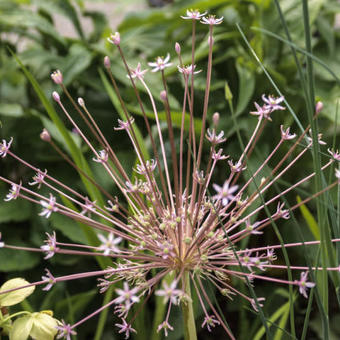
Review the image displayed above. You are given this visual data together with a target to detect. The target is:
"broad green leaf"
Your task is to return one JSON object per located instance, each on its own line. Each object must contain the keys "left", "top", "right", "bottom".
{"left": 50, "top": 211, "right": 87, "bottom": 244}
{"left": 0, "top": 187, "right": 32, "bottom": 222}
{"left": 0, "top": 10, "right": 65, "bottom": 46}
{"left": 0, "top": 278, "right": 35, "bottom": 307}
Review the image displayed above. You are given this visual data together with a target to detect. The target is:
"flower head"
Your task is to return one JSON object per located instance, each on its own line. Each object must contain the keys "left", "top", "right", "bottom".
{"left": 115, "top": 319, "right": 136, "bottom": 339}
{"left": 40, "top": 232, "right": 59, "bottom": 259}
{"left": 295, "top": 271, "right": 315, "bottom": 298}
{"left": 29, "top": 169, "right": 48, "bottom": 189}
{"left": 202, "top": 315, "right": 220, "bottom": 332}
{"left": 108, "top": 32, "right": 120, "bottom": 45}
{"left": 4, "top": 182, "right": 21, "bottom": 201}
{"left": 148, "top": 54, "right": 172, "bottom": 72}
{"left": 262, "top": 94, "right": 285, "bottom": 111}
{"left": 114, "top": 282, "right": 140, "bottom": 309}
{"left": 128, "top": 63, "right": 148, "bottom": 80}
{"left": 155, "top": 281, "right": 183, "bottom": 305}
{"left": 39, "top": 194, "right": 58, "bottom": 219}
{"left": 280, "top": 125, "right": 296, "bottom": 140}
{"left": 51, "top": 70, "right": 63, "bottom": 84}
{"left": 157, "top": 321, "right": 174, "bottom": 337}
{"left": 0, "top": 232, "right": 4, "bottom": 248}
{"left": 0, "top": 137, "right": 13, "bottom": 158}
{"left": 213, "top": 180, "right": 238, "bottom": 206}
{"left": 93, "top": 149, "right": 108, "bottom": 163}
{"left": 56, "top": 320, "right": 77, "bottom": 340}
{"left": 97, "top": 232, "right": 122, "bottom": 256}
{"left": 328, "top": 148, "right": 340, "bottom": 161}
{"left": 181, "top": 9, "right": 206, "bottom": 20}
{"left": 201, "top": 15, "right": 224, "bottom": 25}
{"left": 0, "top": 9, "right": 338, "bottom": 340}
{"left": 42, "top": 269, "right": 57, "bottom": 291}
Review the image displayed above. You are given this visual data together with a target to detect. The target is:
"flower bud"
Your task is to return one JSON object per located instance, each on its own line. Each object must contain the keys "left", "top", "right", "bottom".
{"left": 160, "top": 90, "right": 167, "bottom": 101}
{"left": 108, "top": 32, "right": 120, "bottom": 45}
{"left": 78, "top": 97, "right": 85, "bottom": 107}
{"left": 104, "top": 56, "right": 111, "bottom": 69}
{"left": 212, "top": 112, "right": 220, "bottom": 127}
{"left": 50, "top": 70, "right": 63, "bottom": 85}
{"left": 40, "top": 129, "right": 51, "bottom": 142}
{"left": 52, "top": 91, "right": 60, "bottom": 102}
{"left": 315, "top": 101, "right": 323, "bottom": 115}
{"left": 175, "top": 42, "right": 181, "bottom": 54}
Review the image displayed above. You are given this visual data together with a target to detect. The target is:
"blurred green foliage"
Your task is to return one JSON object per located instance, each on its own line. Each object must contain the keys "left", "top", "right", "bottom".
{"left": 0, "top": 0, "right": 339, "bottom": 339}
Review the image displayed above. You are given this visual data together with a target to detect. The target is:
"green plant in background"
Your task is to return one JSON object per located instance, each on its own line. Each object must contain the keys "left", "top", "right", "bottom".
{"left": 0, "top": 277, "right": 59, "bottom": 340}
{"left": 0, "top": 0, "right": 339, "bottom": 339}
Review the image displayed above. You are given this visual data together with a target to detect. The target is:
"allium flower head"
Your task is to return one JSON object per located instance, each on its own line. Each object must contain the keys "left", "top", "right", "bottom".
{"left": 1, "top": 9, "right": 339, "bottom": 340}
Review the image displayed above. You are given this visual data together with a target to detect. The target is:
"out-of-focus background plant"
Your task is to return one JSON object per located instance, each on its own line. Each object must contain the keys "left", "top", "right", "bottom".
{"left": 0, "top": 0, "right": 339, "bottom": 339}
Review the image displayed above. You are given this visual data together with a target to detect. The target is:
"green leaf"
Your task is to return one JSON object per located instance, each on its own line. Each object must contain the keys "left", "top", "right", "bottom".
{"left": 0, "top": 246, "right": 40, "bottom": 272}
{"left": 55, "top": 290, "right": 97, "bottom": 320}
{"left": 50, "top": 212, "right": 87, "bottom": 244}
{"left": 0, "top": 278, "right": 35, "bottom": 307}
{"left": 62, "top": 44, "right": 93, "bottom": 86}
{"left": 0, "top": 10, "right": 65, "bottom": 46}
{"left": 235, "top": 60, "right": 255, "bottom": 115}
{"left": 99, "top": 68, "right": 150, "bottom": 161}
{"left": 0, "top": 103, "right": 24, "bottom": 117}
{"left": 0, "top": 187, "right": 32, "bottom": 223}
{"left": 297, "top": 195, "right": 320, "bottom": 240}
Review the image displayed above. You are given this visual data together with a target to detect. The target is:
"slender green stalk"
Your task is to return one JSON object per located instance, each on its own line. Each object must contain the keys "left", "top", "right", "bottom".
{"left": 182, "top": 272, "right": 197, "bottom": 340}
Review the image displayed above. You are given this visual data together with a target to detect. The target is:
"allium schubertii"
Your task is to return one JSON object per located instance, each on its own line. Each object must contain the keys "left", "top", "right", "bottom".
{"left": 1, "top": 9, "right": 340, "bottom": 340}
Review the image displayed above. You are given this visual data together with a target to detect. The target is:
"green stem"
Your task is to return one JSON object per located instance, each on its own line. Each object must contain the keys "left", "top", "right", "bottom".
{"left": 182, "top": 272, "right": 197, "bottom": 340}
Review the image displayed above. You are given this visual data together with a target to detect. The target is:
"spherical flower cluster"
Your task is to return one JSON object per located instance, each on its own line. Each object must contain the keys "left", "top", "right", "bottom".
{"left": 0, "top": 8, "right": 339, "bottom": 340}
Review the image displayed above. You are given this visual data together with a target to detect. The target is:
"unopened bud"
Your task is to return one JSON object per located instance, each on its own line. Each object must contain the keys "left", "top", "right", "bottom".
{"left": 50, "top": 70, "right": 63, "bottom": 85}
{"left": 315, "top": 101, "right": 323, "bottom": 114}
{"left": 108, "top": 32, "right": 120, "bottom": 45}
{"left": 175, "top": 42, "right": 181, "bottom": 54}
{"left": 52, "top": 91, "right": 60, "bottom": 102}
{"left": 212, "top": 112, "right": 220, "bottom": 127}
{"left": 160, "top": 90, "right": 167, "bottom": 101}
{"left": 225, "top": 83, "right": 233, "bottom": 101}
{"left": 78, "top": 97, "right": 85, "bottom": 107}
{"left": 104, "top": 56, "right": 111, "bottom": 69}
{"left": 40, "top": 129, "right": 51, "bottom": 142}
